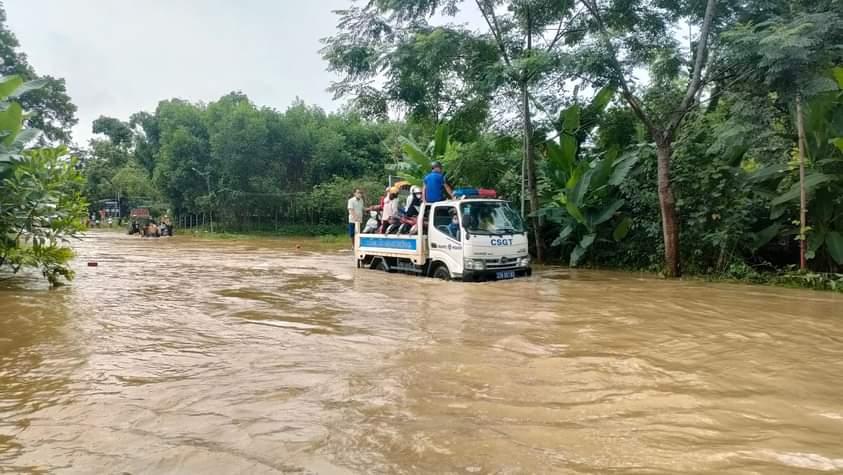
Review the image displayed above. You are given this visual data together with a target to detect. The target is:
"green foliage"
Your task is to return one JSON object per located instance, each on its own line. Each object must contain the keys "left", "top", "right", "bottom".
{"left": 770, "top": 271, "right": 843, "bottom": 292}
{"left": 722, "top": 13, "right": 843, "bottom": 98}
{"left": 391, "top": 123, "right": 458, "bottom": 186}
{"left": 768, "top": 69, "right": 843, "bottom": 267}
{"left": 538, "top": 91, "right": 638, "bottom": 266}
{"left": 92, "top": 116, "right": 133, "bottom": 148}
{"left": 0, "top": 74, "right": 85, "bottom": 287}
{"left": 306, "top": 176, "right": 385, "bottom": 224}
{"left": 447, "top": 135, "right": 516, "bottom": 190}
{"left": 673, "top": 111, "right": 776, "bottom": 274}
{"left": 0, "top": 146, "right": 87, "bottom": 286}
{"left": 0, "top": 75, "right": 47, "bottom": 164}
{"left": 79, "top": 94, "right": 398, "bottom": 231}
{"left": 323, "top": 8, "right": 500, "bottom": 136}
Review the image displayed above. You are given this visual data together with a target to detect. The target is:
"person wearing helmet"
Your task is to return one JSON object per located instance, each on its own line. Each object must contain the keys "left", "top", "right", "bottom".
{"left": 422, "top": 161, "right": 453, "bottom": 204}
{"left": 404, "top": 185, "right": 422, "bottom": 217}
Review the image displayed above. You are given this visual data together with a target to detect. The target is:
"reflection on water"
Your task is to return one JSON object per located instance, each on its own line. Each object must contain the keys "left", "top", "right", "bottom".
{"left": 1, "top": 232, "right": 841, "bottom": 473}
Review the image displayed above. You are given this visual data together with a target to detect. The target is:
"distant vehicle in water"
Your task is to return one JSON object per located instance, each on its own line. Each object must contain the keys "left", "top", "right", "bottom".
{"left": 127, "top": 209, "right": 173, "bottom": 237}
{"left": 130, "top": 208, "right": 150, "bottom": 219}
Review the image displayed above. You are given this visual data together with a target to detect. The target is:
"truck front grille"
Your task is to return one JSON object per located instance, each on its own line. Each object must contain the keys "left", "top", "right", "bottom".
{"left": 485, "top": 257, "right": 519, "bottom": 269}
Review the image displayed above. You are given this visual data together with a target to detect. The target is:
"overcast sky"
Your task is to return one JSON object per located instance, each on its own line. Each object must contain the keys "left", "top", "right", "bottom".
{"left": 4, "top": 1, "right": 488, "bottom": 146}
{"left": 4, "top": 0, "right": 360, "bottom": 145}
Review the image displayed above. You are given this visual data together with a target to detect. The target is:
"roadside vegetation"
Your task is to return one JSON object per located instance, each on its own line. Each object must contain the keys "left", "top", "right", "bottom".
{"left": 1, "top": 2, "right": 841, "bottom": 289}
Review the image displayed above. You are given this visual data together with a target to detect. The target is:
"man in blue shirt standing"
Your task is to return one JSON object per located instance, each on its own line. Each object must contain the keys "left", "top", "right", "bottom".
{"left": 422, "top": 161, "right": 454, "bottom": 203}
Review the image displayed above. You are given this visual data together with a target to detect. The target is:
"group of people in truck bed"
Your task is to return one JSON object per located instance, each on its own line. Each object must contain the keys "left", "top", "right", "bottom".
{"left": 347, "top": 161, "right": 454, "bottom": 240}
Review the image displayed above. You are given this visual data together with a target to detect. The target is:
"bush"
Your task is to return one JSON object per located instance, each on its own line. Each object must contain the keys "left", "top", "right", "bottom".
{"left": 1, "top": 147, "right": 87, "bottom": 286}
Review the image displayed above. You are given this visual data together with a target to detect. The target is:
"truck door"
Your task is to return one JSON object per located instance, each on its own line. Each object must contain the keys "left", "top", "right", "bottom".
{"left": 428, "top": 204, "right": 463, "bottom": 275}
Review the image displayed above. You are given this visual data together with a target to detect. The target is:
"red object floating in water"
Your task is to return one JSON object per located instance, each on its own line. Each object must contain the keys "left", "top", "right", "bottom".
{"left": 87, "top": 261, "right": 98, "bottom": 267}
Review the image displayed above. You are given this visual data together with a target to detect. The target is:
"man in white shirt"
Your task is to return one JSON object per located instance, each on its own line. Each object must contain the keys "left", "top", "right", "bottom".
{"left": 347, "top": 188, "right": 364, "bottom": 242}
{"left": 381, "top": 187, "right": 400, "bottom": 233}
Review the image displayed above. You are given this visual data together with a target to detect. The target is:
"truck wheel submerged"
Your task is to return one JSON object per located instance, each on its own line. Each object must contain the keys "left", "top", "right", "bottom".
{"left": 374, "top": 259, "right": 390, "bottom": 273}
{"left": 432, "top": 264, "right": 451, "bottom": 281}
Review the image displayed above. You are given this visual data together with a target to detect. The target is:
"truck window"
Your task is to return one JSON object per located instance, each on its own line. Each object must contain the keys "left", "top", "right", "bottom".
{"left": 432, "top": 206, "right": 458, "bottom": 240}
{"left": 460, "top": 201, "right": 524, "bottom": 235}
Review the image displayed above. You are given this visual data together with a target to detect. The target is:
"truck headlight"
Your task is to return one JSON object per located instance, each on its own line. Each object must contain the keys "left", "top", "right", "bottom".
{"left": 464, "top": 259, "right": 485, "bottom": 270}
{"left": 519, "top": 256, "right": 531, "bottom": 267}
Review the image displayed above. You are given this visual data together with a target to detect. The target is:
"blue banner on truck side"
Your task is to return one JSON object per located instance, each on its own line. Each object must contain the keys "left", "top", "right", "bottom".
{"left": 360, "top": 237, "right": 417, "bottom": 251}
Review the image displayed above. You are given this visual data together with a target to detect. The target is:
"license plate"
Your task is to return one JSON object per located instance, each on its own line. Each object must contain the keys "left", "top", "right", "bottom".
{"left": 496, "top": 270, "right": 516, "bottom": 280}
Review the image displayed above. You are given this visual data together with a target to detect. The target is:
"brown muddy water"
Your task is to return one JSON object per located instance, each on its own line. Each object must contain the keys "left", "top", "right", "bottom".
{"left": 1, "top": 232, "right": 841, "bottom": 474}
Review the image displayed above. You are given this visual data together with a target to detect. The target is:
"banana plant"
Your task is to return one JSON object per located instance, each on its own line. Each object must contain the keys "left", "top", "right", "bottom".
{"left": 539, "top": 88, "right": 638, "bottom": 266}
{"left": 389, "top": 123, "right": 459, "bottom": 186}
{"left": 0, "top": 75, "right": 47, "bottom": 165}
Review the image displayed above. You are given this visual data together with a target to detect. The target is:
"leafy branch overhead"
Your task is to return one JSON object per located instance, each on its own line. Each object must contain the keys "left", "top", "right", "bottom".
{"left": 0, "top": 75, "right": 48, "bottom": 164}
{"left": 0, "top": 75, "right": 87, "bottom": 286}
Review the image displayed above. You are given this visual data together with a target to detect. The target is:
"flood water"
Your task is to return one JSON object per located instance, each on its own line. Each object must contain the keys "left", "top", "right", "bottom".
{"left": 1, "top": 232, "right": 842, "bottom": 474}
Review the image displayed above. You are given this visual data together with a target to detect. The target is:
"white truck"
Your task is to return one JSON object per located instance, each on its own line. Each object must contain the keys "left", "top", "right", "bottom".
{"left": 354, "top": 197, "right": 532, "bottom": 281}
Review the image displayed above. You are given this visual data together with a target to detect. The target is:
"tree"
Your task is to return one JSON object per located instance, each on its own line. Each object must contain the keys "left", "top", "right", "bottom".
{"left": 107, "top": 91, "right": 396, "bottom": 231}
{"left": 323, "top": 9, "right": 498, "bottom": 135}
{"left": 324, "top": 0, "right": 589, "bottom": 261}
{"left": 151, "top": 99, "right": 211, "bottom": 214}
{"left": 0, "top": 5, "right": 77, "bottom": 143}
{"left": 129, "top": 111, "right": 161, "bottom": 175}
{"left": 92, "top": 116, "right": 133, "bottom": 149}
{"left": 721, "top": 11, "right": 843, "bottom": 269}
{"left": 574, "top": 0, "right": 721, "bottom": 277}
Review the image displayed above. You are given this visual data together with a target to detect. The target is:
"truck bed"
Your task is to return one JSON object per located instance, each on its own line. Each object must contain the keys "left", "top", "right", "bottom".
{"left": 355, "top": 232, "right": 427, "bottom": 264}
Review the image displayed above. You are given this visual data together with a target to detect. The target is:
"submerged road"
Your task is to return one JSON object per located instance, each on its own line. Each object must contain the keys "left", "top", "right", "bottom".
{"left": 1, "top": 232, "right": 841, "bottom": 473}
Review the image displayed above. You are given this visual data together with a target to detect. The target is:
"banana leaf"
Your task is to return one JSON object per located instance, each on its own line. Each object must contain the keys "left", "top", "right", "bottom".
{"left": 609, "top": 153, "right": 639, "bottom": 186}
{"left": 826, "top": 231, "right": 843, "bottom": 265}
{"left": 570, "top": 168, "right": 593, "bottom": 207}
{"left": 771, "top": 173, "right": 832, "bottom": 207}
{"left": 748, "top": 223, "right": 782, "bottom": 252}
{"left": 613, "top": 216, "right": 632, "bottom": 241}
{"left": 433, "top": 123, "right": 448, "bottom": 159}
{"left": 552, "top": 223, "right": 575, "bottom": 246}
{"left": 588, "top": 199, "right": 625, "bottom": 227}
{"left": 565, "top": 200, "right": 586, "bottom": 224}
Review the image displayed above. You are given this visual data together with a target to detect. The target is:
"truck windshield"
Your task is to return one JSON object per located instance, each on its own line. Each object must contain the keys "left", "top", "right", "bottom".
{"left": 460, "top": 201, "right": 525, "bottom": 235}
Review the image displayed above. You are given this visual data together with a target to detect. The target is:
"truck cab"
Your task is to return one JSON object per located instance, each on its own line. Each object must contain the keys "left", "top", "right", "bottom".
{"left": 356, "top": 197, "right": 532, "bottom": 281}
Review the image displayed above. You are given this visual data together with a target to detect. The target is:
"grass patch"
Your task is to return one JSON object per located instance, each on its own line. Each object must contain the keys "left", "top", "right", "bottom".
{"left": 316, "top": 234, "right": 349, "bottom": 244}
{"left": 180, "top": 223, "right": 345, "bottom": 238}
{"left": 181, "top": 228, "right": 349, "bottom": 246}
{"left": 572, "top": 261, "right": 843, "bottom": 292}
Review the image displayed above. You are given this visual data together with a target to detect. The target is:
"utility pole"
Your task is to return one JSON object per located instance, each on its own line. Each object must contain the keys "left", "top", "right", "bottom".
{"left": 192, "top": 167, "right": 213, "bottom": 233}
{"left": 796, "top": 93, "right": 808, "bottom": 270}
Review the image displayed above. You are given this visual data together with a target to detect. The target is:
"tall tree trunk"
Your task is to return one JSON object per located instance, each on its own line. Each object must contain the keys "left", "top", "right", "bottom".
{"left": 522, "top": 6, "right": 542, "bottom": 262}
{"left": 656, "top": 140, "right": 680, "bottom": 277}
{"left": 796, "top": 93, "right": 808, "bottom": 270}
{"left": 522, "top": 83, "right": 543, "bottom": 262}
